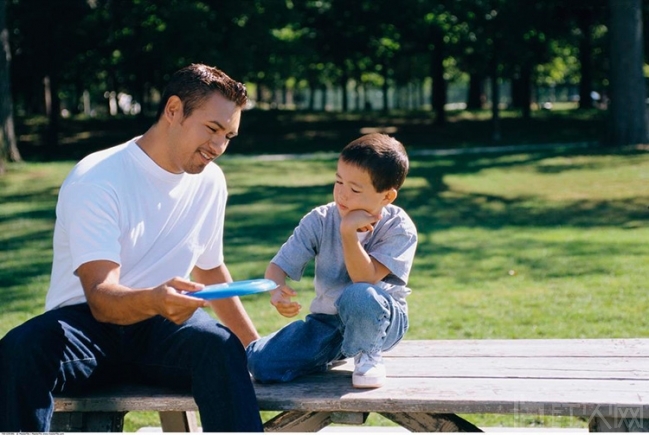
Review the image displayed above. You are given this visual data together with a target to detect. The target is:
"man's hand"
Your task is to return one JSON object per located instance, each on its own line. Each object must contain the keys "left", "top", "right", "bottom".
{"left": 78, "top": 260, "right": 209, "bottom": 326}
{"left": 270, "top": 285, "right": 301, "bottom": 318}
{"left": 154, "top": 277, "right": 209, "bottom": 324}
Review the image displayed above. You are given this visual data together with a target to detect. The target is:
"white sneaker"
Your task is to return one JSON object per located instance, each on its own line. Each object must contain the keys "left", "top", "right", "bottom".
{"left": 352, "top": 352, "right": 386, "bottom": 388}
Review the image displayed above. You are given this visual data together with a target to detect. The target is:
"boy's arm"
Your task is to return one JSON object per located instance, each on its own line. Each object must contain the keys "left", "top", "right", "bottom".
{"left": 340, "top": 210, "right": 391, "bottom": 283}
{"left": 266, "top": 262, "right": 302, "bottom": 318}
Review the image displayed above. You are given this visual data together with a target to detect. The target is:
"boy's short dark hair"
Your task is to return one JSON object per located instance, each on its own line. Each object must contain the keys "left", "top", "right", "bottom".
{"left": 340, "top": 133, "right": 409, "bottom": 192}
{"left": 155, "top": 63, "right": 248, "bottom": 121}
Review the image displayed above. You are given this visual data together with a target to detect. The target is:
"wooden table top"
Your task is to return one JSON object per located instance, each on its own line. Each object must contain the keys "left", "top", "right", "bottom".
{"left": 253, "top": 338, "right": 649, "bottom": 418}
{"left": 54, "top": 338, "right": 649, "bottom": 419}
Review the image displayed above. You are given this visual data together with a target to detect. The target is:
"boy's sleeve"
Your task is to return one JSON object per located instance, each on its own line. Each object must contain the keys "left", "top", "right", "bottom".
{"left": 271, "top": 210, "right": 321, "bottom": 281}
{"left": 369, "top": 215, "right": 418, "bottom": 286}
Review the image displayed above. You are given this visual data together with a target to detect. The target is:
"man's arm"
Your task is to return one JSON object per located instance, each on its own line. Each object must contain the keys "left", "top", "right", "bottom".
{"left": 192, "top": 263, "right": 260, "bottom": 347}
{"left": 77, "top": 259, "right": 208, "bottom": 325}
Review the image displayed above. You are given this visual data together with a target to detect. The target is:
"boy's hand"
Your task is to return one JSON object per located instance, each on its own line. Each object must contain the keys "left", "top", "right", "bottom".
{"left": 340, "top": 209, "right": 381, "bottom": 234}
{"left": 270, "top": 285, "right": 301, "bottom": 318}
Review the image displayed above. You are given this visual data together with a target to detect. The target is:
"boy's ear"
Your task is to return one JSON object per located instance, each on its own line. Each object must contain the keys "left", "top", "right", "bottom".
{"left": 383, "top": 188, "right": 398, "bottom": 205}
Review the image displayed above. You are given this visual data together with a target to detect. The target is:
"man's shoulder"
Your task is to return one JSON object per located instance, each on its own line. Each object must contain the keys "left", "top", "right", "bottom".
{"left": 69, "top": 140, "right": 134, "bottom": 181}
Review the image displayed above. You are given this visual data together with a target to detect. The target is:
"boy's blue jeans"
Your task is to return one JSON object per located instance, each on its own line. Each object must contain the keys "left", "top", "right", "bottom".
{"left": 246, "top": 282, "right": 408, "bottom": 383}
{"left": 0, "top": 304, "right": 263, "bottom": 432}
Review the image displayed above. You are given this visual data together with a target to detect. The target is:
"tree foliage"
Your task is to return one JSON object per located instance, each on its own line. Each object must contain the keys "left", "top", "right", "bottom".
{"left": 1, "top": 0, "right": 647, "bottom": 164}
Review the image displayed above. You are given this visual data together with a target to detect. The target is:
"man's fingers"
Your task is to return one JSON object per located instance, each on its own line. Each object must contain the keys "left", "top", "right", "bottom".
{"left": 166, "top": 276, "right": 205, "bottom": 293}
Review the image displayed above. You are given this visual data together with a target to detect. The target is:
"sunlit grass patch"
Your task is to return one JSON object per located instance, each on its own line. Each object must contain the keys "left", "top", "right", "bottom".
{"left": 1, "top": 145, "right": 647, "bottom": 431}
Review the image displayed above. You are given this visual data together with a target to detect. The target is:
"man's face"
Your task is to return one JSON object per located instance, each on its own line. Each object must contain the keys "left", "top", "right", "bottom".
{"left": 167, "top": 92, "right": 241, "bottom": 174}
{"left": 333, "top": 159, "right": 391, "bottom": 217}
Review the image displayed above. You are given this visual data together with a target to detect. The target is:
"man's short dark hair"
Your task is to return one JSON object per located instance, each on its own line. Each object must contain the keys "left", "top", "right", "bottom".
{"left": 155, "top": 64, "right": 248, "bottom": 121}
{"left": 340, "top": 133, "right": 409, "bottom": 192}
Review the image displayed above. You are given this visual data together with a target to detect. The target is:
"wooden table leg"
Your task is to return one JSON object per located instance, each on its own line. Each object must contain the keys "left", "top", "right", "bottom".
{"left": 380, "top": 412, "right": 483, "bottom": 432}
{"left": 264, "top": 410, "right": 333, "bottom": 432}
{"left": 589, "top": 416, "right": 649, "bottom": 432}
{"left": 159, "top": 411, "right": 199, "bottom": 432}
{"left": 51, "top": 411, "right": 126, "bottom": 431}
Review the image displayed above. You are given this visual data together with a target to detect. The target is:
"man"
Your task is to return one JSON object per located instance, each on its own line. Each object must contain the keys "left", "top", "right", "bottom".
{"left": 0, "top": 64, "right": 264, "bottom": 432}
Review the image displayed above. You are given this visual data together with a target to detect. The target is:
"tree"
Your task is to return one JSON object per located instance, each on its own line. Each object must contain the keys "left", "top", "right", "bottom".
{"left": 607, "top": 0, "right": 648, "bottom": 146}
{"left": 0, "top": 0, "right": 20, "bottom": 173}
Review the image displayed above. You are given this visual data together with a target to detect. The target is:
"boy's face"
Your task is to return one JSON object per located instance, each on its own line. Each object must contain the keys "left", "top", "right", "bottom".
{"left": 334, "top": 159, "right": 395, "bottom": 217}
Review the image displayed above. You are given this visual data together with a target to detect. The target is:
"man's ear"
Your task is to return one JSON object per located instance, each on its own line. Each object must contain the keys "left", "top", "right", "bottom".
{"left": 164, "top": 96, "right": 183, "bottom": 123}
{"left": 383, "top": 188, "right": 398, "bottom": 205}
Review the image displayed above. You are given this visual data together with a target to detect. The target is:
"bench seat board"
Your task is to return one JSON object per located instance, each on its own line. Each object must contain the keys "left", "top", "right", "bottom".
{"left": 53, "top": 339, "right": 649, "bottom": 430}
{"left": 387, "top": 339, "right": 649, "bottom": 358}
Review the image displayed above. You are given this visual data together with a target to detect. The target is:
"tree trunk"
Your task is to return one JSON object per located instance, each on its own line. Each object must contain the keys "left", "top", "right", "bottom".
{"left": 43, "top": 73, "right": 61, "bottom": 155}
{"left": 607, "top": 0, "right": 648, "bottom": 146}
{"left": 363, "top": 83, "right": 372, "bottom": 111}
{"left": 519, "top": 62, "right": 532, "bottom": 119}
{"left": 490, "top": 56, "right": 501, "bottom": 143}
{"left": 355, "top": 80, "right": 362, "bottom": 111}
{"left": 466, "top": 73, "right": 484, "bottom": 110}
{"left": 381, "top": 63, "right": 389, "bottom": 113}
{"left": 577, "top": 12, "right": 594, "bottom": 109}
{"left": 340, "top": 72, "right": 349, "bottom": 112}
{"left": 321, "top": 84, "right": 328, "bottom": 111}
{"left": 431, "top": 28, "right": 447, "bottom": 125}
{"left": 0, "top": 0, "right": 21, "bottom": 172}
{"left": 255, "top": 82, "right": 263, "bottom": 106}
{"left": 308, "top": 85, "right": 316, "bottom": 111}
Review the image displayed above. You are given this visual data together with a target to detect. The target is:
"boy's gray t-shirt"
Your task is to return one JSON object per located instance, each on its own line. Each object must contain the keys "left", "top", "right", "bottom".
{"left": 271, "top": 202, "right": 418, "bottom": 315}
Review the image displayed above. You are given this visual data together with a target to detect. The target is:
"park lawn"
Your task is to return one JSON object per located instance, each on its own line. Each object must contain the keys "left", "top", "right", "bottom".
{"left": 0, "top": 145, "right": 647, "bottom": 431}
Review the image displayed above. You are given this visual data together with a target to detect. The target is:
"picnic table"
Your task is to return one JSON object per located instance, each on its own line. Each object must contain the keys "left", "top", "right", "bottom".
{"left": 53, "top": 338, "right": 649, "bottom": 432}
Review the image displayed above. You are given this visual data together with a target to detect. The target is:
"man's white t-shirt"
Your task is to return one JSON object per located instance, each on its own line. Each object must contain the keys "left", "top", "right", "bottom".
{"left": 45, "top": 138, "right": 227, "bottom": 311}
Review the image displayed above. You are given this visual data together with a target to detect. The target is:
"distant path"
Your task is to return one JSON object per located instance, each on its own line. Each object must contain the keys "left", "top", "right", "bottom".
{"left": 225, "top": 141, "right": 600, "bottom": 162}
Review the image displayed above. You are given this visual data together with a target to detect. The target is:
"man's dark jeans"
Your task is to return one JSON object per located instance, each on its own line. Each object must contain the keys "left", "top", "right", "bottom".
{"left": 0, "top": 304, "right": 263, "bottom": 432}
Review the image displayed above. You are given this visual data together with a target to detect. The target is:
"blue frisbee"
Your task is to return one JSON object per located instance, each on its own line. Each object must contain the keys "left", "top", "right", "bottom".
{"left": 187, "top": 279, "right": 277, "bottom": 300}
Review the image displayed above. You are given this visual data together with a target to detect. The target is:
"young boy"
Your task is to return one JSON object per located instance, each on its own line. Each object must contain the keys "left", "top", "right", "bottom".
{"left": 246, "top": 133, "right": 417, "bottom": 389}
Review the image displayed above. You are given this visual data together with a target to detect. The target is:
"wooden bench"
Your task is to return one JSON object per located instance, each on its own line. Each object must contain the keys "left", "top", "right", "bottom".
{"left": 53, "top": 338, "right": 649, "bottom": 432}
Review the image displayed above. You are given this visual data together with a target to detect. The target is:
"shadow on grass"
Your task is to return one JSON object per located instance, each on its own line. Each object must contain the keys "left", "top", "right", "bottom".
{"left": 1, "top": 143, "right": 646, "bottom": 320}
{"left": 15, "top": 109, "right": 606, "bottom": 162}
{"left": 223, "top": 147, "right": 648, "bottom": 239}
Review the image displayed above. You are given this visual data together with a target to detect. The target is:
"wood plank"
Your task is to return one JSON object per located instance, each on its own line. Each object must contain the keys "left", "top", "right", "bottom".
{"left": 54, "top": 373, "right": 649, "bottom": 417}
{"left": 386, "top": 339, "right": 649, "bottom": 358}
{"left": 253, "top": 372, "right": 649, "bottom": 417}
{"left": 367, "top": 356, "right": 649, "bottom": 380}
{"left": 52, "top": 339, "right": 649, "bottom": 423}
{"left": 54, "top": 385, "right": 198, "bottom": 412}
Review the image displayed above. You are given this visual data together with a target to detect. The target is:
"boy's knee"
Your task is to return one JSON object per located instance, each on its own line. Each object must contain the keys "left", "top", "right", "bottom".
{"left": 246, "top": 342, "right": 268, "bottom": 381}
{"left": 337, "top": 283, "right": 386, "bottom": 313}
{"left": 246, "top": 342, "right": 289, "bottom": 383}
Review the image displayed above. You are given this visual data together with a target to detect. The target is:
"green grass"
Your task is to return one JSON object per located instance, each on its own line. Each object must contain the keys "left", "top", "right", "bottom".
{"left": 1, "top": 143, "right": 647, "bottom": 431}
